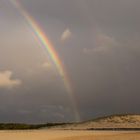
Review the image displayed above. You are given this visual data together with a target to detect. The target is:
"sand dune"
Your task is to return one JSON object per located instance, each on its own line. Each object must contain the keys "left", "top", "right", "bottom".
{"left": 51, "top": 114, "right": 140, "bottom": 130}
{"left": 0, "top": 115, "right": 140, "bottom": 140}
{"left": 0, "top": 130, "right": 139, "bottom": 140}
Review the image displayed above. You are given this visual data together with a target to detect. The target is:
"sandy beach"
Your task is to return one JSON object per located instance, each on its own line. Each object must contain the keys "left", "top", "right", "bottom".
{"left": 0, "top": 130, "right": 140, "bottom": 140}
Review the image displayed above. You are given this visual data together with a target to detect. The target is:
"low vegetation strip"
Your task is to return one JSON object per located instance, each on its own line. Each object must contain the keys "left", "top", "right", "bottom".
{"left": 0, "top": 123, "right": 67, "bottom": 130}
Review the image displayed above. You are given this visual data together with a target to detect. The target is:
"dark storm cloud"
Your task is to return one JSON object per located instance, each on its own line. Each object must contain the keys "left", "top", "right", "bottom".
{"left": 19, "top": 0, "right": 94, "bottom": 27}
{"left": 0, "top": 0, "right": 140, "bottom": 123}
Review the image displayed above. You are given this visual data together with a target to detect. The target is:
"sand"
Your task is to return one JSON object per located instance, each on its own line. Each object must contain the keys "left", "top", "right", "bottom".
{"left": 0, "top": 130, "right": 140, "bottom": 140}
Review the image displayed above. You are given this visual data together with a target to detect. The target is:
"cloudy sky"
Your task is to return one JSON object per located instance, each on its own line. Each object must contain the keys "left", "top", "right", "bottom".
{"left": 0, "top": 0, "right": 140, "bottom": 123}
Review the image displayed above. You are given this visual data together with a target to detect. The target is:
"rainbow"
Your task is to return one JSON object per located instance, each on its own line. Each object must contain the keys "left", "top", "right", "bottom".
{"left": 10, "top": 0, "right": 80, "bottom": 122}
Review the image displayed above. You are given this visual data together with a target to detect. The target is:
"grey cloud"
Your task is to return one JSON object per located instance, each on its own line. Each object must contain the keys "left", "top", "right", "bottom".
{"left": 0, "top": 0, "right": 140, "bottom": 123}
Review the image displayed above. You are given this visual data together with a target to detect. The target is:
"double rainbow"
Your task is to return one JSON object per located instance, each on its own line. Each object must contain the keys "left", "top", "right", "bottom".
{"left": 10, "top": 0, "right": 80, "bottom": 122}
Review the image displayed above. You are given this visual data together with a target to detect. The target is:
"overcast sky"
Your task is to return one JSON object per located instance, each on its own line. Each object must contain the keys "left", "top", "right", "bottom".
{"left": 0, "top": 0, "right": 140, "bottom": 123}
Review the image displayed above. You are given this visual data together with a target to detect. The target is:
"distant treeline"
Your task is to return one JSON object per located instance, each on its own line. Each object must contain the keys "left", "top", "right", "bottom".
{"left": 0, "top": 123, "right": 68, "bottom": 130}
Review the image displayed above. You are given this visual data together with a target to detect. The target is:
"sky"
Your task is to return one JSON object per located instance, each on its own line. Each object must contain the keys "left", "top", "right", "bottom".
{"left": 0, "top": 0, "right": 140, "bottom": 123}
